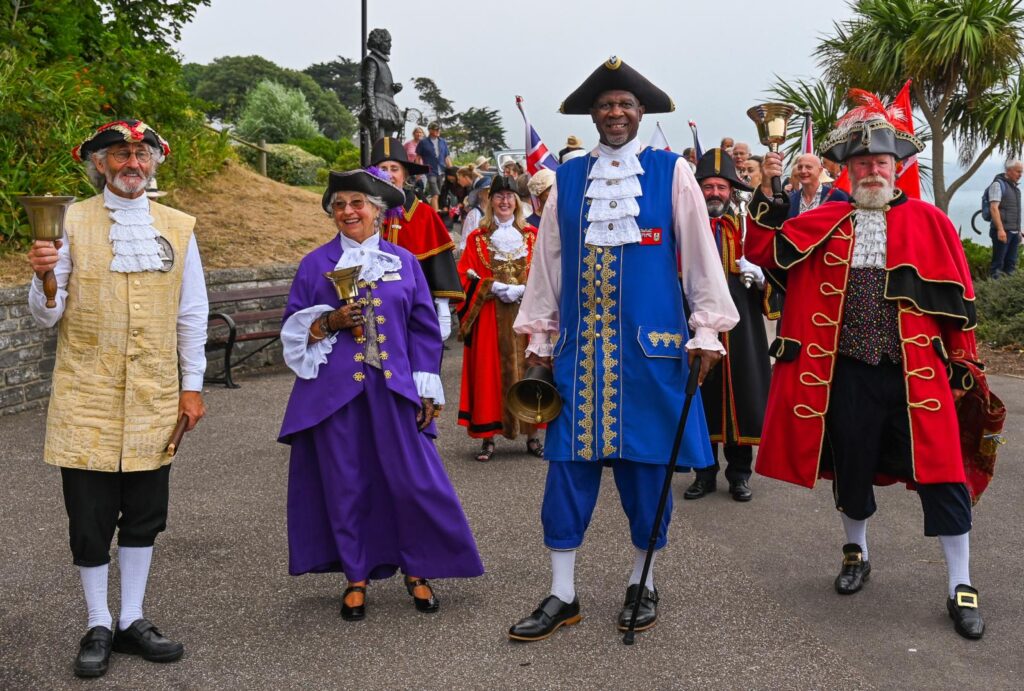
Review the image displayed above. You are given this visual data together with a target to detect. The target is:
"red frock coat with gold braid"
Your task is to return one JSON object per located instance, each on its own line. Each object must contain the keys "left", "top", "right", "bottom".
{"left": 745, "top": 189, "right": 979, "bottom": 489}
{"left": 383, "top": 193, "right": 465, "bottom": 302}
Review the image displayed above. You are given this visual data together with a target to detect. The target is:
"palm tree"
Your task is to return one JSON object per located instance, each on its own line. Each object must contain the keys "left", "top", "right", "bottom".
{"left": 816, "top": 0, "right": 1024, "bottom": 212}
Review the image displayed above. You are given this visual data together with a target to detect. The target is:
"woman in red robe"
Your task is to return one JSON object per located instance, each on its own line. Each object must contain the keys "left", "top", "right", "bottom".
{"left": 457, "top": 175, "right": 541, "bottom": 461}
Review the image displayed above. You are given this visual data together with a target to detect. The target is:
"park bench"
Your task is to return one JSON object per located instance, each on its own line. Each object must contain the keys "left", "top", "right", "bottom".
{"left": 205, "top": 284, "right": 291, "bottom": 388}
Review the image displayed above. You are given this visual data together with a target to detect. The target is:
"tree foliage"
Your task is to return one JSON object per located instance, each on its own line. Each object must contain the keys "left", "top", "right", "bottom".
{"left": 235, "top": 80, "right": 319, "bottom": 143}
{"left": 304, "top": 57, "right": 361, "bottom": 111}
{"left": 449, "top": 107, "right": 507, "bottom": 155}
{"left": 411, "top": 77, "right": 455, "bottom": 123}
{"left": 185, "top": 55, "right": 356, "bottom": 139}
{"left": 815, "top": 0, "right": 1024, "bottom": 211}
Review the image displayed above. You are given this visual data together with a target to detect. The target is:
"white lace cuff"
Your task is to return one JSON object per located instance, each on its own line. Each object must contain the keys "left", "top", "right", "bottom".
{"left": 526, "top": 332, "right": 556, "bottom": 357}
{"left": 413, "top": 371, "right": 445, "bottom": 405}
{"left": 281, "top": 305, "right": 336, "bottom": 379}
{"left": 685, "top": 326, "right": 727, "bottom": 355}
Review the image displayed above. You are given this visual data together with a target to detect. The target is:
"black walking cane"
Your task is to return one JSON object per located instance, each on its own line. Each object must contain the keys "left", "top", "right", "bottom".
{"left": 623, "top": 356, "right": 702, "bottom": 645}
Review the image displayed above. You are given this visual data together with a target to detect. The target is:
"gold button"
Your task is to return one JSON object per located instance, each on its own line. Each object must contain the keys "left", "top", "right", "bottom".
{"left": 377, "top": 334, "right": 386, "bottom": 343}
{"left": 384, "top": 370, "right": 393, "bottom": 379}
{"left": 595, "top": 280, "right": 602, "bottom": 287}
{"left": 354, "top": 353, "right": 365, "bottom": 362}
{"left": 596, "top": 297, "right": 603, "bottom": 304}
{"left": 596, "top": 247, "right": 604, "bottom": 254}
{"left": 595, "top": 264, "right": 602, "bottom": 271}
{"left": 353, "top": 372, "right": 365, "bottom": 382}
{"left": 380, "top": 351, "right": 389, "bottom": 360}
{"left": 376, "top": 315, "right": 386, "bottom": 324}
{"left": 131, "top": 330, "right": 139, "bottom": 337}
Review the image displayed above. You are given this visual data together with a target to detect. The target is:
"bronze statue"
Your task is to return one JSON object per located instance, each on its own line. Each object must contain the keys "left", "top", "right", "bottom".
{"left": 360, "top": 28, "right": 404, "bottom": 147}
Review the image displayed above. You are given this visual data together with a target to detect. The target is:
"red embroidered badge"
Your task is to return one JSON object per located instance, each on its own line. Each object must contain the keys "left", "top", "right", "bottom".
{"left": 640, "top": 228, "right": 663, "bottom": 245}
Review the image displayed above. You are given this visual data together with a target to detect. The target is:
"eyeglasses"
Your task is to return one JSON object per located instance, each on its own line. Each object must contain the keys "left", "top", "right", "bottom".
{"left": 332, "top": 199, "right": 367, "bottom": 211}
{"left": 593, "top": 100, "right": 639, "bottom": 113}
{"left": 108, "top": 149, "right": 154, "bottom": 163}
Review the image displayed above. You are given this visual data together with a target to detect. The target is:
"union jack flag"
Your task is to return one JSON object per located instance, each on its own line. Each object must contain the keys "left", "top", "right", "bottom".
{"left": 516, "top": 96, "right": 559, "bottom": 175}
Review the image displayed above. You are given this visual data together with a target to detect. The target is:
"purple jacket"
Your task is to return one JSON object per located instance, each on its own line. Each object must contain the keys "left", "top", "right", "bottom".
{"left": 278, "top": 235, "right": 443, "bottom": 442}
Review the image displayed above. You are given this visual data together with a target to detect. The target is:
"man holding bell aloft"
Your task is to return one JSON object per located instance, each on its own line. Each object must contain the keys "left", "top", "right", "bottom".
{"left": 746, "top": 104, "right": 986, "bottom": 640}
{"left": 26, "top": 120, "right": 208, "bottom": 677}
{"left": 510, "top": 57, "right": 738, "bottom": 641}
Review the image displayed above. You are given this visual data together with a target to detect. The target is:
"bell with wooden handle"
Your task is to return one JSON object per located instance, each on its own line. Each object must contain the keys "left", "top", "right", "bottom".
{"left": 746, "top": 103, "right": 797, "bottom": 210}
{"left": 324, "top": 265, "right": 365, "bottom": 339}
{"left": 19, "top": 195, "right": 76, "bottom": 309}
{"left": 506, "top": 365, "right": 562, "bottom": 424}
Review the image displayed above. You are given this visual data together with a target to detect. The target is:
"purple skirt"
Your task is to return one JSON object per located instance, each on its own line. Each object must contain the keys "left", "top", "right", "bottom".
{"left": 286, "top": 367, "right": 484, "bottom": 582}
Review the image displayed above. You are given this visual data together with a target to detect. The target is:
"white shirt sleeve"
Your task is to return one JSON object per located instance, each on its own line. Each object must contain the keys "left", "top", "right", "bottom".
{"left": 178, "top": 235, "right": 209, "bottom": 391}
{"left": 671, "top": 158, "right": 740, "bottom": 353}
{"left": 27, "top": 231, "right": 72, "bottom": 328}
{"left": 514, "top": 185, "right": 561, "bottom": 357}
{"left": 281, "top": 305, "right": 337, "bottom": 379}
{"left": 413, "top": 371, "right": 445, "bottom": 405}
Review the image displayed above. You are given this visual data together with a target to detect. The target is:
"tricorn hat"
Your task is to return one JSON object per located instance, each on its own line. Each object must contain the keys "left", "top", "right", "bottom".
{"left": 488, "top": 175, "right": 518, "bottom": 196}
{"left": 560, "top": 56, "right": 674, "bottom": 115}
{"left": 820, "top": 88, "right": 924, "bottom": 164}
{"left": 72, "top": 119, "right": 170, "bottom": 162}
{"left": 694, "top": 148, "right": 752, "bottom": 192}
{"left": 321, "top": 168, "right": 405, "bottom": 213}
{"left": 370, "top": 137, "right": 429, "bottom": 176}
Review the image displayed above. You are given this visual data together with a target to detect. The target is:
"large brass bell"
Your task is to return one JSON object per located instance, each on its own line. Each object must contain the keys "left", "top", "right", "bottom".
{"left": 324, "top": 265, "right": 364, "bottom": 339}
{"left": 746, "top": 102, "right": 797, "bottom": 210}
{"left": 506, "top": 365, "right": 562, "bottom": 424}
{"left": 19, "top": 194, "right": 76, "bottom": 308}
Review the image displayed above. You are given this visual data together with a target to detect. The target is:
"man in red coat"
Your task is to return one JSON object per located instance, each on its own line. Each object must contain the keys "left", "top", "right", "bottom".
{"left": 747, "top": 112, "right": 985, "bottom": 640}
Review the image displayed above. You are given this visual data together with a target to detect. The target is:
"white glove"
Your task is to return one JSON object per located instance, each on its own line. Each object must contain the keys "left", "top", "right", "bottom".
{"left": 505, "top": 284, "right": 525, "bottom": 302}
{"left": 490, "top": 281, "right": 510, "bottom": 296}
{"left": 736, "top": 256, "right": 766, "bottom": 289}
{"left": 435, "top": 298, "right": 451, "bottom": 340}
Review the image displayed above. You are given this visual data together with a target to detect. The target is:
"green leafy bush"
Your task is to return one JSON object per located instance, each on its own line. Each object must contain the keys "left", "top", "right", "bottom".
{"left": 241, "top": 144, "right": 326, "bottom": 186}
{"left": 975, "top": 270, "right": 1024, "bottom": 346}
{"left": 961, "top": 239, "right": 992, "bottom": 282}
{"left": 235, "top": 80, "right": 319, "bottom": 143}
{"left": 330, "top": 140, "right": 362, "bottom": 172}
{"left": 289, "top": 136, "right": 345, "bottom": 162}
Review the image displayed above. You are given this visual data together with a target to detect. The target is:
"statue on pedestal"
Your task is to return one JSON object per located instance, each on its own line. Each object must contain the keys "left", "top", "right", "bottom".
{"left": 360, "top": 28, "right": 404, "bottom": 147}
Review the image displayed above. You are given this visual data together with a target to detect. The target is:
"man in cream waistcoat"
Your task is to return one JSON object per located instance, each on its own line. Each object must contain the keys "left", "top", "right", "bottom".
{"left": 27, "top": 120, "right": 208, "bottom": 678}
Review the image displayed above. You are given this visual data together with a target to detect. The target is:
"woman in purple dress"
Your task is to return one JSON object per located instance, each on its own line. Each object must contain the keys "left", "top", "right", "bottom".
{"left": 278, "top": 168, "right": 484, "bottom": 621}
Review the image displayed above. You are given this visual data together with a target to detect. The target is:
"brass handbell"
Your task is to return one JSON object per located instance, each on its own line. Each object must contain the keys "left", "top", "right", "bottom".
{"left": 506, "top": 365, "right": 562, "bottom": 424}
{"left": 746, "top": 102, "right": 797, "bottom": 209}
{"left": 324, "top": 265, "right": 364, "bottom": 339}
{"left": 19, "top": 194, "right": 76, "bottom": 308}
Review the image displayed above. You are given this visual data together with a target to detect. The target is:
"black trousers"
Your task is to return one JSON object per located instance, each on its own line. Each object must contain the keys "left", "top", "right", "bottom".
{"left": 60, "top": 465, "right": 171, "bottom": 567}
{"left": 697, "top": 443, "right": 753, "bottom": 483}
{"left": 824, "top": 356, "right": 972, "bottom": 537}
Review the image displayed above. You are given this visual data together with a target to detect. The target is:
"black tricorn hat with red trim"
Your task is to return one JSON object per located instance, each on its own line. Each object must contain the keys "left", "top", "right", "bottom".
{"left": 72, "top": 119, "right": 170, "bottom": 162}
{"left": 560, "top": 56, "right": 674, "bottom": 115}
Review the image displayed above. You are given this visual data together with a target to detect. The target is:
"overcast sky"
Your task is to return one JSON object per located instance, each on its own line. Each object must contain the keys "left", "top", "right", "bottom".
{"left": 176, "top": 0, "right": 857, "bottom": 154}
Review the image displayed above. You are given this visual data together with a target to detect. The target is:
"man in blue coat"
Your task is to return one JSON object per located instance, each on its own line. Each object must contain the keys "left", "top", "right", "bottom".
{"left": 509, "top": 57, "right": 738, "bottom": 641}
{"left": 788, "top": 153, "right": 849, "bottom": 218}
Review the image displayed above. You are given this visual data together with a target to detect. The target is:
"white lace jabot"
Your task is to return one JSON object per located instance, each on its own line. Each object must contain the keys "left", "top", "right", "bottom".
{"left": 584, "top": 139, "right": 644, "bottom": 247}
{"left": 335, "top": 232, "right": 402, "bottom": 283}
{"left": 489, "top": 218, "right": 527, "bottom": 259}
{"left": 852, "top": 209, "right": 887, "bottom": 269}
{"left": 103, "top": 187, "right": 164, "bottom": 273}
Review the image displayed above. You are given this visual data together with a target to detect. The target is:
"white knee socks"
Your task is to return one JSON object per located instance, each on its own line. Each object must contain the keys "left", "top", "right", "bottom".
{"left": 549, "top": 549, "right": 576, "bottom": 603}
{"left": 629, "top": 547, "right": 656, "bottom": 590}
{"left": 840, "top": 514, "right": 869, "bottom": 561}
{"left": 79, "top": 564, "right": 112, "bottom": 630}
{"left": 939, "top": 533, "right": 971, "bottom": 598}
{"left": 118, "top": 546, "right": 154, "bottom": 631}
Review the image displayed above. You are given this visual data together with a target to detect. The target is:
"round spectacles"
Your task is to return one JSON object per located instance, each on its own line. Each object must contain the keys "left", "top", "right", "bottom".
{"left": 109, "top": 149, "right": 154, "bottom": 163}
{"left": 332, "top": 199, "right": 366, "bottom": 211}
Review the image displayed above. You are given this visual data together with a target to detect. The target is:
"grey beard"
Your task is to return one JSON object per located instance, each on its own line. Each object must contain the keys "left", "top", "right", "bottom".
{"left": 706, "top": 200, "right": 726, "bottom": 218}
{"left": 852, "top": 183, "right": 895, "bottom": 209}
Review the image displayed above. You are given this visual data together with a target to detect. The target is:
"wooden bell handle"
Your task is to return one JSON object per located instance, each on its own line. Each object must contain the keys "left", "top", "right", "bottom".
{"left": 42, "top": 269, "right": 57, "bottom": 309}
{"left": 166, "top": 414, "right": 189, "bottom": 457}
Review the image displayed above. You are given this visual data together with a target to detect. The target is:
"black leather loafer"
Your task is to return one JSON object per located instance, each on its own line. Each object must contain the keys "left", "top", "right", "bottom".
{"left": 112, "top": 619, "right": 183, "bottom": 662}
{"left": 74, "top": 626, "right": 112, "bottom": 678}
{"left": 947, "top": 584, "right": 985, "bottom": 640}
{"left": 728, "top": 478, "right": 753, "bottom": 502}
{"left": 508, "top": 595, "right": 581, "bottom": 641}
{"left": 617, "top": 584, "right": 659, "bottom": 632}
{"left": 683, "top": 477, "right": 716, "bottom": 500}
{"left": 341, "top": 584, "right": 367, "bottom": 621}
{"left": 405, "top": 577, "right": 440, "bottom": 614}
{"left": 834, "top": 543, "right": 871, "bottom": 594}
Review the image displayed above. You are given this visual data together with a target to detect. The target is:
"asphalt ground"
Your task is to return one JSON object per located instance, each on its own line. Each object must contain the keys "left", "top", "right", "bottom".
{"left": 1, "top": 348, "right": 1020, "bottom": 690}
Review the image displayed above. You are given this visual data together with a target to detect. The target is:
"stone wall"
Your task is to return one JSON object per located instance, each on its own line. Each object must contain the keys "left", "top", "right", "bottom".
{"left": 0, "top": 264, "right": 298, "bottom": 417}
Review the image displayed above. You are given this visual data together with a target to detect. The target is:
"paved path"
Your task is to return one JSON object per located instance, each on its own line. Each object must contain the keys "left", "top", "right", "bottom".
{"left": 1, "top": 351, "right": 1020, "bottom": 689}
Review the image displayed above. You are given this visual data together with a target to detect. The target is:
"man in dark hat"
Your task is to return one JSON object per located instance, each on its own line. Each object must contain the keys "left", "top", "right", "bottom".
{"left": 510, "top": 57, "right": 738, "bottom": 641}
{"left": 685, "top": 149, "right": 777, "bottom": 503}
{"left": 371, "top": 137, "right": 464, "bottom": 340}
{"left": 747, "top": 108, "right": 986, "bottom": 640}
{"left": 26, "top": 120, "right": 208, "bottom": 677}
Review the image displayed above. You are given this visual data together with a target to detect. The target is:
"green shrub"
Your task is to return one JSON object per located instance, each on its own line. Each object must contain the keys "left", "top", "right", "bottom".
{"left": 975, "top": 270, "right": 1024, "bottom": 346}
{"left": 241, "top": 143, "right": 325, "bottom": 186}
{"left": 289, "top": 136, "right": 344, "bottom": 162}
{"left": 961, "top": 239, "right": 992, "bottom": 282}
{"left": 235, "top": 80, "right": 319, "bottom": 143}
{"left": 331, "top": 139, "right": 362, "bottom": 172}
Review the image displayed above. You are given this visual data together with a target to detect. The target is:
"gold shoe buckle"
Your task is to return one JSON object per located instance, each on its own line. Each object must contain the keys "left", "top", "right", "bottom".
{"left": 842, "top": 554, "right": 862, "bottom": 566}
{"left": 955, "top": 592, "right": 978, "bottom": 609}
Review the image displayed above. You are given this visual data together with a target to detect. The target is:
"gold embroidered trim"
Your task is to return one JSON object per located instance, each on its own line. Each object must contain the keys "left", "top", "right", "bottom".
{"left": 908, "top": 398, "right": 941, "bottom": 411}
{"left": 906, "top": 366, "right": 935, "bottom": 380}
{"left": 647, "top": 331, "right": 684, "bottom": 348}
{"left": 353, "top": 372, "right": 365, "bottom": 382}
{"left": 807, "top": 343, "right": 833, "bottom": 358}
{"left": 576, "top": 247, "right": 599, "bottom": 460}
{"left": 819, "top": 282, "right": 843, "bottom": 296}
{"left": 599, "top": 250, "right": 619, "bottom": 458}
{"left": 799, "top": 372, "right": 829, "bottom": 387}
{"left": 794, "top": 404, "right": 826, "bottom": 419}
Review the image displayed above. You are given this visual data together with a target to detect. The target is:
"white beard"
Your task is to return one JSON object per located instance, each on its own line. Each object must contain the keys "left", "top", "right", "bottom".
{"left": 852, "top": 176, "right": 895, "bottom": 209}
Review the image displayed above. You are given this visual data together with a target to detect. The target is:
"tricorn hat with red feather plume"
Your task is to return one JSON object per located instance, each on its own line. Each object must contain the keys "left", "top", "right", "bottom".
{"left": 72, "top": 119, "right": 170, "bottom": 163}
{"left": 819, "top": 89, "right": 923, "bottom": 164}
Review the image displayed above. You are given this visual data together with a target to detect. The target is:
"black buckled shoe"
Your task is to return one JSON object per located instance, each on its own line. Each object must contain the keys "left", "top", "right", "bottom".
{"left": 508, "top": 595, "right": 581, "bottom": 641}
{"left": 728, "top": 478, "right": 753, "bottom": 502}
{"left": 683, "top": 476, "right": 716, "bottom": 500}
{"left": 74, "top": 626, "right": 112, "bottom": 678}
{"left": 834, "top": 543, "right": 871, "bottom": 594}
{"left": 341, "top": 584, "right": 367, "bottom": 621}
{"left": 405, "top": 577, "right": 440, "bottom": 614}
{"left": 112, "top": 619, "right": 184, "bottom": 662}
{"left": 947, "top": 584, "right": 985, "bottom": 640}
{"left": 617, "top": 584, "right": 659, "bottom": 632}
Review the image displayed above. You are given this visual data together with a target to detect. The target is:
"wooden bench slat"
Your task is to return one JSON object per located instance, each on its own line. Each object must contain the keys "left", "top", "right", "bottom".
{"left": 209, "top": 308, "right": 285, "bottom": 326}
{"left": 204, "top": 284, "right": 291, "bottom": 388}
{"left": 208, "top": 285, "right": 291, "bottom": 303}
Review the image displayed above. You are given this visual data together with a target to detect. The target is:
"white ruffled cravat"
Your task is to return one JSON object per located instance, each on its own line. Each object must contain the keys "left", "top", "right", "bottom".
{"left": 335, "top": 232, "right": 402, "bottom": 283}
{"left": 489, "top": 218, "right": 527, "bottom": 259}
{"left": 852, "top": 209, "right": 888, "bottom": 269}
{"left": 584, "top": 139, "right": 645, "bottom": 246}
{"left": 103, "top": 187, "right": 164, "bottom": 273}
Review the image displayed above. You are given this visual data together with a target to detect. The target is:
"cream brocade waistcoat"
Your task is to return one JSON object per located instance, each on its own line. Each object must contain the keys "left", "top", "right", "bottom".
{"left": 44, "top": 194, "right": 195, "bottom": 472}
